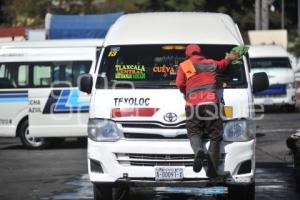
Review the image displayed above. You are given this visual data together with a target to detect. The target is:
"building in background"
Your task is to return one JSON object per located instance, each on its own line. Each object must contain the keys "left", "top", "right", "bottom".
{"left": 0, "top": 27, "right": 26, "bottom": 41}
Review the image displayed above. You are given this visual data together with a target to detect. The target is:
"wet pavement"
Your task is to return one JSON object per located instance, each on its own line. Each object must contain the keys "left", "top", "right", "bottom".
{"left": 1, "top": 112, "right": 300, "bottom": 200}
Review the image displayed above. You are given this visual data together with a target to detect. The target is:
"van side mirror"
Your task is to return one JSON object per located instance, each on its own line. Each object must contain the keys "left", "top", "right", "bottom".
{"left": 252, "top": 72, "right": 269, "bottom": 93}
{"left": 79, "top": 74, "right": 93, "bottom": 94}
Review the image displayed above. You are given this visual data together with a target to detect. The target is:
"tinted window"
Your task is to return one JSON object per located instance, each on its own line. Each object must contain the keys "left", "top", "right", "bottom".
{"left": 0, "top": 63, "right": 29, "bottom": 88}
{"left": 0, "top": 61, "right": 92, "bottom": 89}
{"left": 97, "top": 45, "right": 247, "bottom": 89}
{"left": 250, "top": 57, "right": 292, "bottom": 69}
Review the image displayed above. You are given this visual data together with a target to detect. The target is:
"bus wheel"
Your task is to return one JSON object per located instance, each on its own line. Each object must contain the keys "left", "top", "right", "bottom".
{"left": 19, "top": 120, "right": 50, "bottom": 149}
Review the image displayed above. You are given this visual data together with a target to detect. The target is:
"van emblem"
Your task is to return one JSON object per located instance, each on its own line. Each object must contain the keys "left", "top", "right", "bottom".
{"left": 163, "top": 112, "right": 177, "bottom": 123}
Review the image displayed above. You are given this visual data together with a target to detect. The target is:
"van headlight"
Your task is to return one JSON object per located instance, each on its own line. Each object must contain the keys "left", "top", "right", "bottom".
{"left": 287, "top": 83, "right": 295, "bottom": 89}
{"left": 223, "top": 120, "right": 256, "bottom": 142}
{"left": 88, "top": 119, "right": 123, "bottom": 142}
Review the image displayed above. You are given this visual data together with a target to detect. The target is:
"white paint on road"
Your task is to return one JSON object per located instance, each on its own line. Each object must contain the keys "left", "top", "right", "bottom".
{"left": 257, "top": 128, "right": 299, "bottom": 133}
{"left": 155, "top": 186, "right": 227, "bottom": 196}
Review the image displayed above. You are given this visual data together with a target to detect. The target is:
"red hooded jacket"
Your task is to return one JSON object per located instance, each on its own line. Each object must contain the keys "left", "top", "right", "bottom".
{"left": 176, "top": 49, "right": 230, "bottom": 106}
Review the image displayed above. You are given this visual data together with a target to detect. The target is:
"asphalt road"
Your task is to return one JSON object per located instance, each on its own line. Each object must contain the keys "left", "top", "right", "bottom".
{"left": 1, "top": 111, "right": 300, "bottom": 200}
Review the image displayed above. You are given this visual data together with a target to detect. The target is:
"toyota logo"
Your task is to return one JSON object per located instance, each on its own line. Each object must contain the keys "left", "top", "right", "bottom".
{"left": 163, "top": 112, "right": 177, "bottom": 123}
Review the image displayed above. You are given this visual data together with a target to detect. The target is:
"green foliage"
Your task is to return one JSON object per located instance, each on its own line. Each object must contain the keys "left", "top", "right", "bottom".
{"left": 0, "top": 0, "right": 296, "bottom": 33}
{"left": 289, "top": 38, "right": 300, "bottom": 58}
{"left": 134, "top": 0, "right": 205, "bottom": 11}
{"left": 7, "top": 0, "right": 50, "bottom": 26}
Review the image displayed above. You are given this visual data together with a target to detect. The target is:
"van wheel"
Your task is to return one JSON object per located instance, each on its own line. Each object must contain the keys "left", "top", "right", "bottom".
{"left": 228, "top": 182, "right": 255, "bottom": 200}
{"left": 93, "top": 183, "right": 112, "bottom": 200}
{"left": 19, "top": 120, "right": 50, "bottom": 149}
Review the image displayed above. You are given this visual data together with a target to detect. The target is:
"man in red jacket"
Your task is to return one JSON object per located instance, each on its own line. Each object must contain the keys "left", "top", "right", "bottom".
{"left": 176, "top": 44, "right": 238, "bottom": 177}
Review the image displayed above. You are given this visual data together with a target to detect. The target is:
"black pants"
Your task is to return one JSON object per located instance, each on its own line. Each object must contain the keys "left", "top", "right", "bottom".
{"left": 185, "top": 103, "right": 223, "bottom": 175}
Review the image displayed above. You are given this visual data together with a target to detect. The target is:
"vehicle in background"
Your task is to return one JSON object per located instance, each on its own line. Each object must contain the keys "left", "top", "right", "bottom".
{"left": 249, "top": 45, "right": 296, "bottom": 111}
{"left": 0, "top": 39, "right": 103, "bottom": 149}
{"left": 80, "top": 12, "right": 269, "bottom": 200}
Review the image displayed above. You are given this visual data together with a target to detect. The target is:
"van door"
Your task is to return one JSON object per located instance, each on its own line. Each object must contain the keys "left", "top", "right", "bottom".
{"left": 28, "top": 60, "right": 93, "bottom": 137}
{"left": 0, "top": 63, "right": 29, "bottom": 137}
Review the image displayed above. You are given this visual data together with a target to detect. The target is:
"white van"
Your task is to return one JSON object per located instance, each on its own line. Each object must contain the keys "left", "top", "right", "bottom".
{"left": 0, "top": 39, "right": 103, "bottom": 149}
{"left": 79, "top": 13, "right": 268, "bottom": 200}
{"left": 249, "top": 45, "right": 296, "bottom": 110}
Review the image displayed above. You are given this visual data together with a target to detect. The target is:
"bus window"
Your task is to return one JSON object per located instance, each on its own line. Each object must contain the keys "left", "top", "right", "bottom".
{"left": 18, "top": 65, "right": 29, "bottom": 87}
{"left": 33, "top": 64, "right": 52, "bottom": 87}
{"left": 0, "top": 63, "right": 29, "bottom": 88}
{"left": 0, "top": 61, "right": 92, "bottom": 88}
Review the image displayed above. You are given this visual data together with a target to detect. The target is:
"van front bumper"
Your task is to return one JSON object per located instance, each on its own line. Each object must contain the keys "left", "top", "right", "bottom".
{"left": 88, "top": 139, "right": 255, "bottom": 185}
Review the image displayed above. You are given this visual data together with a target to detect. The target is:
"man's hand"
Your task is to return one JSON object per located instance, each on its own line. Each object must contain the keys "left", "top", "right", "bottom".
{"left": 226, "top": 51, "right": 239, "bottom": 62}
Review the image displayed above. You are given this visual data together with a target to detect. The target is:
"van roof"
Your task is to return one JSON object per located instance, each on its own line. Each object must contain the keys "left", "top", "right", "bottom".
{"left": 249, "top": 45, "right": 289, "bottom": 58}
{"left": 0, "top": 39, "right": 104, "bottom": 49}
{"left": 104, "top": 12, "right": 243, "bottom": 46}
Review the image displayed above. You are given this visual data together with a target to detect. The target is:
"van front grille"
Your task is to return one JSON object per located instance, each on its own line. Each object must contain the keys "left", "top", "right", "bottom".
{"left": 124, "top": 133, "right": 188, "bottom": 139}
{"left": 119, "top": 121, "right": 186, "bottom": 129}
{"left": 115, "top": 153, "right": 194, "bottom": 167}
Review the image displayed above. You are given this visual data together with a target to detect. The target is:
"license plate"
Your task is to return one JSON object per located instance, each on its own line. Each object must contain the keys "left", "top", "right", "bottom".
{"left": 155, "top": 167, "right": 183, "bottom": 181}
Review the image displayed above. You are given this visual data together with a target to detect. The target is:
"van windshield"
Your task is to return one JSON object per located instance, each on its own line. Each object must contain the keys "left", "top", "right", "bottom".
{"left": 250, "top": 57, "right": 292, "bottom": 69}
{"left": 97, "top": 45, "right": 247, "bottom": 89}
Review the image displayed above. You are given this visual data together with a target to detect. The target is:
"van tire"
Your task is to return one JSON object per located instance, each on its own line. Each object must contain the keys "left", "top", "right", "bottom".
{"left": 228, "top": 182, "right": 255, "bottom": 200}
{"left": 93, "top": 183, "right": 112, "bottom": 200}
{"left": 19, "top": 120, "right": 50, "bottom": 149}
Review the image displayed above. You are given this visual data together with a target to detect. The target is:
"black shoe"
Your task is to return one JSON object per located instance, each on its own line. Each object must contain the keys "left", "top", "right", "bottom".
{"left": 193, "top": 150, "right": 205, "bottom": 173}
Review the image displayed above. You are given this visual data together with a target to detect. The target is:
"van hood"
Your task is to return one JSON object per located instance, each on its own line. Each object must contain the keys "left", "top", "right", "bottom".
{"left": 251, "top": 68, "right": 295, "bottom": 85}
{"left": 90, "top": 89, "right": 250, "bottom": 122}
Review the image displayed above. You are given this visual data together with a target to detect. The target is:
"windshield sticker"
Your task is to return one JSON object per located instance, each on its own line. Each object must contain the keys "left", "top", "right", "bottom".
{"left": 152, "top": 65, "right": 177, "bottom": 75}
{"left": 108, "top": 47, "right": 120, "bottom": 57}
{"left": 115, "top": 65, "right": 146, "bottom": 79}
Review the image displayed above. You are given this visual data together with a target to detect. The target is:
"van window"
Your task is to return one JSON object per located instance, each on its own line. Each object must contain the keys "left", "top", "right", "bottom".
{"left": 0, "top": 63, "right": 29, "bottom": 88}
{"left": 97, "top": 45, "right": 247, "bottom": 89}
{"left": 18, "top": 65, "right": 29, "bottom": 86}
{"left": 32, "top": 61, "right": 92, "bottom": 87}
{"left": 250, "top": 57, "right": 292, "bottom": 69}
{"left": 0, "top": 61, "right": 92, "bottom": 89}
{"left": 33, "top": 64, "right": 52, "bottom": 86}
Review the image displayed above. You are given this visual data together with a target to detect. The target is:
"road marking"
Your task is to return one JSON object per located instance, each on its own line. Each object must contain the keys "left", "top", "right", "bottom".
{"left": 257, "top": 128, "right": 300, "bottom": 133}
{"left": 155, "top": 187, "right": 227, "bottom": 195}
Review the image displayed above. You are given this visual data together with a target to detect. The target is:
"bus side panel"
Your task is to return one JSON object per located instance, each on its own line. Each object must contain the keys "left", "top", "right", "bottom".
{"left": 28, "top": 88, "right": 90, "bottom": 137}
{"left": 0, "top": 90, "right": 28, "bottom": 137}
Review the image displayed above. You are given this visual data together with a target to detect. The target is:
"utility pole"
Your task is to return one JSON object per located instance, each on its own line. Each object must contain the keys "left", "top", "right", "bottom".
{"left": 255, "top": 0, "right": 262, "bottom": 30}
{"left": 298, "top": 0, "right": 300, "bottom": 36}
{"left": 281, "top": 0, "right": 285, "bottom": 29}
{"left": 261, "top": 0, "right": 269, "bottom": 30}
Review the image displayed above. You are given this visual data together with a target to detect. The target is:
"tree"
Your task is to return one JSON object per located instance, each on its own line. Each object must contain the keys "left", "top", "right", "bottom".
{"left": 8, "top": 0, "right": 51, "bottom": 26}
{"left": 134, "top": 0, "right": 205, "bottom": 12}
